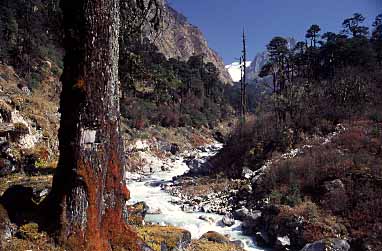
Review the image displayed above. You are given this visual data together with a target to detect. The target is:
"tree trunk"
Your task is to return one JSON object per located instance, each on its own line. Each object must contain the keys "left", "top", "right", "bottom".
{"left": 47, "top": 0, "right": 138, "bottom": 250}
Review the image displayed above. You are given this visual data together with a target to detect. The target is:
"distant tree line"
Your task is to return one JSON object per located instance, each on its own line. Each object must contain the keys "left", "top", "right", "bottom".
{"left": 257, "top": 13, "right": 382, "bottom": 131}
{"left": 119, "top": 38, "right": 233, "bottom": 128}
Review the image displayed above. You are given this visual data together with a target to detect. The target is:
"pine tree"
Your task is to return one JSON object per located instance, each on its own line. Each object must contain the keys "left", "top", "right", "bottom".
{"left": 306, "top": 24, "right": 321, "bottom": 47}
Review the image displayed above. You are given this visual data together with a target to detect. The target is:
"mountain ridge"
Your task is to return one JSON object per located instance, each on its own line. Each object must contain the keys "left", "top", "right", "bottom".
{"left": 154, "top": 3, "right": 233, "bottom": 84}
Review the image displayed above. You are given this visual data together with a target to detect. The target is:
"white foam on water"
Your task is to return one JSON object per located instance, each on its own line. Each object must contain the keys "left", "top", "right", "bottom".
{"left": 127, "top": 144, "right": 265, "bottom": 251}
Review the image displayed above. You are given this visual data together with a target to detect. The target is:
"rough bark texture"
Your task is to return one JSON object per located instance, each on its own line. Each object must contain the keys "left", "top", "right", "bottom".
{"left": 47, "top": 0, "right": 139, "bottom": 250}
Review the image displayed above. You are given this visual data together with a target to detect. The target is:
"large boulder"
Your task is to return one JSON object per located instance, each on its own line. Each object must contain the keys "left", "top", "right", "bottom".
{"left": 200, "top": 231, "right": 230, "bottom": 244}
{"left": 137, "top": 225, "right": 191, "bottom": 251}
{"left": 233, "top": 207, "right": 250, "bottom": 221}
{"left": 300, "top": 239, "right": 350, "bottom": 251}
{"left": 241, "top": 210, "right": 262, "bottom": 231}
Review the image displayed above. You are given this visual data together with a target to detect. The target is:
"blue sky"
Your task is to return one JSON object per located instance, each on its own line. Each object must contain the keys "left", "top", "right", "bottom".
{"left": 168, "top": 0, "right": 381, "bottom": 64}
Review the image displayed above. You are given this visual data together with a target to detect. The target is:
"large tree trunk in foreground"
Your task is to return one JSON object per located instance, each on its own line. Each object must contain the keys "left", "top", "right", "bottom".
{"left": 47, "top": 0, "right": 138, "bottom": 250}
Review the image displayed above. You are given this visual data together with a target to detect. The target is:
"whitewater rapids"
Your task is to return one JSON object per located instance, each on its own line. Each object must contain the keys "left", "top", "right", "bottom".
{"left": 126, "top": 144, "right": 265, "bottom": 251}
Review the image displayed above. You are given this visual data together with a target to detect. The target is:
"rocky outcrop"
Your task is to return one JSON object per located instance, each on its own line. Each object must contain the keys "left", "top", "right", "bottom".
{"left": 301, "top": 239, "right": 350, "bottom": 251}
{"left": 154, "top": 4, "right": 232, "bottom": 84}
{"left": 137, "top": 225, "right": 192, "bottom": 251}
{"left": 246, "top": 51, "right": 268, "bottom": 80}
{"left": 0, "top": 64, "right": 60, "bottom": 177}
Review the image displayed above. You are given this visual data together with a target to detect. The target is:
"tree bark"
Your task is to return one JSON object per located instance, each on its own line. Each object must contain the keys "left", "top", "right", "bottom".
{"left": 47, "top": 0, "right": 138, "bottom": 250}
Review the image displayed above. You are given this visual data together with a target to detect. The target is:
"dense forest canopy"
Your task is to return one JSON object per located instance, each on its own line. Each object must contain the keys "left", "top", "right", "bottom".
{"left": 0, "top": 0, "right": 234, "bottom": 129}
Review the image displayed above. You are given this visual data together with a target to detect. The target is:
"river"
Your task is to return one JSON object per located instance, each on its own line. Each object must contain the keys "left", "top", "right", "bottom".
{"left": 127, "top": 144, "right": 265, "bottom": 251}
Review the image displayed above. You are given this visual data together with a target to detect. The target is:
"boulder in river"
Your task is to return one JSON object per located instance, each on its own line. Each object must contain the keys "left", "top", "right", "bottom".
{"left": 170, "top": 144, "right": 180, "bottom": 155}
{"left": 221, "top": 213, "right": 235, "bottom": 227}
{"left": 255, "top": 231, "right": 271, "bottom": 247}
{"left": 275, "top": 235, "right": 291, "bottom": 250}
{"left": 233, "top": 207, "right": 250, "bottom": 221}
{"left": 137, "top": 225, "right": 191, "bottom": 251}
{"left": 241, "top": 210, "right": 262, "bottom": 231}
{"left": 198, "top": 215, "right": 215, "bottom": 224}
{"left": 200, "top": 231, "right": 230, "bottom": 244}
{"left": 300, "top": 238, "right": 350, "bottom": 251}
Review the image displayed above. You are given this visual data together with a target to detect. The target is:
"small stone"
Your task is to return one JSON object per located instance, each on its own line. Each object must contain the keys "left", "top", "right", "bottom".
{"left": 255, "top": 231, "right": 270, "bottom": 246}
{"left": 222, "top": 213, "right": 235, "bottom": 227}
{"left": 276, "top": 235, "right": 291, "bottom": 247}
{"left": 198, "top": 215, "right": 215, "bottom": 224}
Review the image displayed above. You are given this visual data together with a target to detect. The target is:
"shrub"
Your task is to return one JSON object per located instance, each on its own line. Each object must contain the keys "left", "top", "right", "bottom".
{"left": 369, "top": 111, "right": 382, "bottom": 123}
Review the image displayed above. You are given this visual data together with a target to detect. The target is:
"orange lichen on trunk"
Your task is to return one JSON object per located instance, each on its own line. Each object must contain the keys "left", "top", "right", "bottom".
{"left": 61, "top": 155, "right": 139, "bottom": 251}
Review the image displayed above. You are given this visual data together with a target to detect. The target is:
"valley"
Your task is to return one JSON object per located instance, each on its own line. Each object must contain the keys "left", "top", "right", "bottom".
{"left": 0, "top": 1, "right": 381, "bottom": 251}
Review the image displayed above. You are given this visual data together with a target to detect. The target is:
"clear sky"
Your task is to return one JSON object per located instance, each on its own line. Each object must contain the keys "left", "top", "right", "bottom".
{"left": 168, "top": 0, "right": 381, "bottom": 64}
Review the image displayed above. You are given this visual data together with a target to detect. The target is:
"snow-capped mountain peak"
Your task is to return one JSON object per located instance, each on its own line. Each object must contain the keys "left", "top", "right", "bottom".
{"left": 225, "top": 61, "right": 252, "bottom": 82}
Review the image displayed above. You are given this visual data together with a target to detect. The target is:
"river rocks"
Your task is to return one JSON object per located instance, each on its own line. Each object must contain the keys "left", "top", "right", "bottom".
{"left": 147, "top": 207, "right": 162, "bottom": 215}
{"left": 181, "top": 204, "right": 199, "bottom": 213}
{"left": 200, "top": 231, "right": 230, "bottom": 244}
{"left": 127, "top": 202, "right": 149, "bottom": 226}
{"left": 255, "top": 231, "right": 271, "bottom": 246}
{"left": 242, "top": 167, "right": 256, "bottom": 179}
{"left": 187, "top": 239, "right": 246, "bottom": 251}
{"left": 170, "top": 144, "right": 180, "bottom": 155}
{"left": 275, "top": 235, "right": 291, "bottom": 250}
{"left": 137, "top": 225, "right": 191, "bottom": 251}
{"left": 240, "top": 210, "right": 262, "bottom": 231}
{"left": 168, "top": 176, "right": 235, "bottom": 215}
{"left": 231, "top": 240, "right": 245, "bottom": 248}
{"left": 198, "top": 215, "right": 215, "bottom": 224}
{"left": 221, "top": 213, "right": 235, "bottom": 227}
{"left": 233, "top": 207, "right": 250, "bottom": 220}
{"left": 132, "top": 140, "right": 150, "bottom": 152}
{"left": 300, "top": 239, "right": 350, "bottom": 251}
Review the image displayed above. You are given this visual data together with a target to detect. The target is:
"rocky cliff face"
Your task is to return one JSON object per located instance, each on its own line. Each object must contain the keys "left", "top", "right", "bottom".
{"left": 154, "top": 5, "right": 232, "bottom": 84}
{"left": 247, "top": 51, "right": 268, "bottom": 80}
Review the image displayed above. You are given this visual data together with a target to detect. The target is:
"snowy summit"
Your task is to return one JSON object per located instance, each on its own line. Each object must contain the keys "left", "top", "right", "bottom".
{"left": 225, "top": 61, "right": 252, "bottom": 82}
